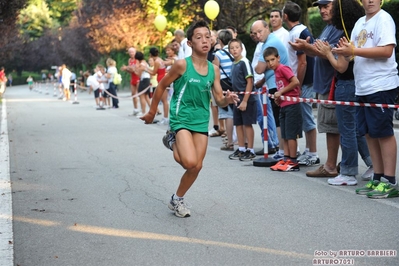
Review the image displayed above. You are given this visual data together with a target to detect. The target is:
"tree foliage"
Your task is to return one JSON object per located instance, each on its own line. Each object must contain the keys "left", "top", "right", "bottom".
{"left": 0, "top": 0, "right": 28, "bottom": 63}
{"left": 18, "top": 0, "right": 53, "bottom": 40}
{"left": 76, "top": 0, "right": 196, "bottom": 54}
{"left": 45, "top": 0, "right": 78, "bottom": 26}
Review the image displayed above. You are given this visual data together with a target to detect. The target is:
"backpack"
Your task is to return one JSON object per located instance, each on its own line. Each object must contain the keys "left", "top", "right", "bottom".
{"left": 113, "top": 73, "right": 122, "bottom": 85}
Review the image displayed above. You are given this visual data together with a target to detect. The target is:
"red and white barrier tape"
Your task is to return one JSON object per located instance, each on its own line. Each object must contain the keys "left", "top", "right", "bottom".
{"left": 229, "top": 90, "right": 399, "bottom": 109}
{"left": 77, "top": 85, "right": 151, "bottom": 100}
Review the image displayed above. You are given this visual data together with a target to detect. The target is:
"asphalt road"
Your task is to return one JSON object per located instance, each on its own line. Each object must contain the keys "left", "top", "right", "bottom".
{"left": 1, "top": 84, "right": 399, "bottom": 266}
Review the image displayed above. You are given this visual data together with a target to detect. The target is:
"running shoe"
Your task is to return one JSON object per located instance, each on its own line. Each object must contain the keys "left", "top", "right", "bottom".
{"left": 270, "top": 160, "right": 286, "bottom": 171}
{"left": 277, "top": 160, "right": 300, "bottom": 172}
{"left": 239, "top": 150, "right": 256, "bottom": 161}
{"left": 162, "top": 130, "right": 176, "bottom": 151}
{"left": 272, "top": 152, "right": 284, "bottom": 161}
{"left": 367, "top": 182, "right": 399, "bottom": 199}
{"left": 168, "top": 195, "right": 191, "bottom": 218}
{"left": 328, "top": 174, "right": 357, "bottom": 186}
{"left": 298, "top": 154, "right": 320, "bottom": 166}
{"left": 157, "top": 118, "right": 169, "bottom": 125}
{"left": 360, "top": 166, "right": 374, "bottom": 181}
{"left": 356, "top": 180, "right": 380, "bottom": 195}
{"left": 229, "top": 149, "right": 244, "bottom": 160}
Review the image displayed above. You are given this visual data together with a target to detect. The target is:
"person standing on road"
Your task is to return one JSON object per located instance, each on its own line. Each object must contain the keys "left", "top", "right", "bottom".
{"left": 265, "top": 47, "right": 302, "bottom": 172}
{"left": 85, "top": 69, "right": 101, "bottom": 107}
{"left": 106, "top": 58, "right": 119, "bottom": 109}
{"left": 145, "top": 47, "right": 169, "bottom": 125}
{"left": 254, "top": 19, "right": 289, "bottom": 160}
{"left": 213, "top": 29, "right": 234, "bottom": 150}
{"left": 314, "top": 0, "right": 375, "bottom": 186}
{"left": 61, "top": 64, "right": 72, "bottom": 101}
{"left": 269, "top": 9, "right": 290, "bottom": 52}
{"left": 7, "top": 73, "right": 12, "bottom": 87}
{"left": 174, "top": 29, "right": 192, "bottom": 59}
{"left": 121, "top": 47, "right": 140, "bottom": 115}
{"left": 227, "top": 39, "right": 257, "bottom": 161}
{"left": 140, "top": 20, "right": 239, "bottom": 218}
{"left": 249, "top": 25, "right": 279, "bottom": 156}
{"left": 0, "top": 67, "right": 6, "bottom": 97}
{"left": 282, "top": 1, "right": 319, "bottom": 166}
{"left": 289, "top": 0, "right": 342, "bottom": 178}
{"left": 333, "top": 0, "right": 399, "bottom": 198}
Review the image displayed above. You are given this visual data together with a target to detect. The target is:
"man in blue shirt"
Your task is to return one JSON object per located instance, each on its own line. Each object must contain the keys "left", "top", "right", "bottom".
{"left": 254, "top": 19, "right": 289, "bottom": 160}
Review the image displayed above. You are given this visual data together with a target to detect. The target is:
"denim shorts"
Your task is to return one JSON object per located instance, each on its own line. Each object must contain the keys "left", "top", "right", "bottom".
{"left": 218, "top": 105, "right": 234, "bottom": 119}
{"left": 300, "top": 83, "right": 316, "bottom": 132}
{"left": 357, "top": 88, "right": 397, "bottom": 138}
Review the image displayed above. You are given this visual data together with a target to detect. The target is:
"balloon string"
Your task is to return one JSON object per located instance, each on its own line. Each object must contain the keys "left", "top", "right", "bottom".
{"left": 339, "top": 0, "right": 350, "bottom": 41}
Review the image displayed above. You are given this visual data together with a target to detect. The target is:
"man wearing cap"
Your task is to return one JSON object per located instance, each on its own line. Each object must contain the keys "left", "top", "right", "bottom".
{"left": 289, "top": 0, "right": 343, "bottom": 177}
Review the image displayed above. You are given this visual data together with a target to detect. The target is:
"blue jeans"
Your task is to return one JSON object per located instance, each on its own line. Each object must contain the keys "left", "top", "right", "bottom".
{"left": 357, "top": 131, "right": 372, "bottom": 167}
{"left": 300, "top": 83, "right": 316, "bottom": 132}
{"left": 335, "top": 79, "right": 358, "bottom": 175}
{"left": 108, "top": 82, "right": 119, "bottom": 108}
{"left": 256, "top": 88, "right": 279, "bottom": 149}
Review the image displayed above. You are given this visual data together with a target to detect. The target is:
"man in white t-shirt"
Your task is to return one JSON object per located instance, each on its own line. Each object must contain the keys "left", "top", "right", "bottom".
{"left": 270, "top": 9, "right": 289, "bottom": 52}
{"left": 174, "top": 29, "right": 192, "bottom": 59}
{"left": 61, "top": 64, "right": 72, "bottom": 101}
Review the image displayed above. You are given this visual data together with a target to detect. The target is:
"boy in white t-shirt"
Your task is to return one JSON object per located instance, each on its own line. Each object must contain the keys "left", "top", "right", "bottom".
{"left": 85, "top": 69, "right": 101, "bottom": 107}
{"left": 334, "top": 0, "right": 399, "bottom": 199}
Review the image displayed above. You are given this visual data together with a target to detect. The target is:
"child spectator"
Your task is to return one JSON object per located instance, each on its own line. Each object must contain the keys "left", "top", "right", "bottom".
{"left": 95, "top": 65, "right": 107, "bottom": 108}
{"left": 227, "top": 39, "right": 258, "bottom": 161}
{"left": 84, "top": 69, "right": 101, "bottom": 108}
{"left": 333, "top": 0, "right": 399, "bottom": 198}
{"left": 27, "top": 75, "right": 34, "bottom": 90}
{"left": 264, "top": 47, "right": 302, "bottom": 172}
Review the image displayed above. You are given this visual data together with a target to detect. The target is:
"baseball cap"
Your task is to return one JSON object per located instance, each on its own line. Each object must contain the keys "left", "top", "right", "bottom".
{"left": 313, "top": 0, "right": 333, "bottom": 6}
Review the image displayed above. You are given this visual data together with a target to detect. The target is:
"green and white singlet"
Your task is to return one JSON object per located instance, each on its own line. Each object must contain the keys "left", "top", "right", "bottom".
{"left": 169, "top": 57, "right": 215, "bottom": 133}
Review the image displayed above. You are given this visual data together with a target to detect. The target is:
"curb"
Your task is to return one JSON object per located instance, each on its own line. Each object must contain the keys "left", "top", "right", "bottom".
{"left": 0, "top": 99, "right": 14, "bottom": 266}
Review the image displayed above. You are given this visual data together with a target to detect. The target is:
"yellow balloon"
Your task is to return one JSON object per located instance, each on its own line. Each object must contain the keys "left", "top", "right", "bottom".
{"left": 154, "top": 15, "right": 167, "bottom": 32}
{"left": 204, "top": 0, "right": 220, "bottom": 20}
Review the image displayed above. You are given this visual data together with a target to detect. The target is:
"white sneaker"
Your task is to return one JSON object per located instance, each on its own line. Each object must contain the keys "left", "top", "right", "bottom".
{"left": 360, "top": 166, "right": 374, "bottom": 181}
{"left": 136, "top": 111, "right": 143, "bottom": 117}
{"left": 208, "top": 128, "right": 218, "bottom": 136}
{"left": 297, "top": 151, "right": 308, "bottom": 162}
{"left": 328, "top": 174, "right": 357, "bottom": 186}
{"left": 298, "top": 154, "right": 320, "bottom": 166}
{"left": 168, "top": 195, "right": 191, "bottom": 218}
{"left": 157, "top": 118, "right": 169, "bottom": 125}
